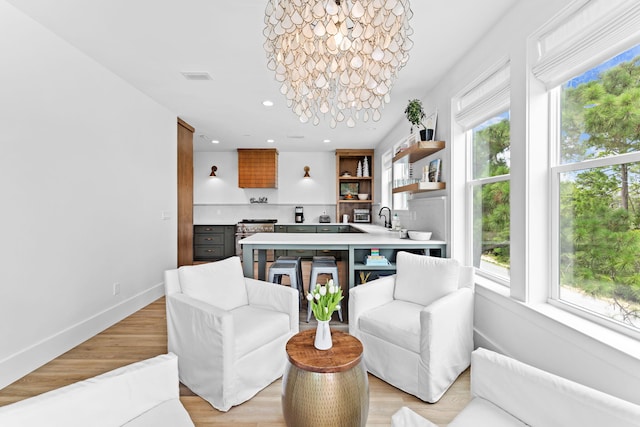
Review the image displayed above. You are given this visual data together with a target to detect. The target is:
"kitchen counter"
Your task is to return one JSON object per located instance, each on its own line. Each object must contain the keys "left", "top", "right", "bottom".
{"left": 275, "top": 222, "right": 362, "bottom": 226}
{"left": 240, "top": 225, "right": 446, "bottom": 288}
{"left": 269, "top": 222, "right": 412, "bottom": 236}
{"left": 193, "top": 221, "right": 236, "bottom": 226}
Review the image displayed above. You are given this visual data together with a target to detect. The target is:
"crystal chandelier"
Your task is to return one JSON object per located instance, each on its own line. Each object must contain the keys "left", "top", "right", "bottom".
{"left": 263, "top": 0, "right": 414, "bottom": 128}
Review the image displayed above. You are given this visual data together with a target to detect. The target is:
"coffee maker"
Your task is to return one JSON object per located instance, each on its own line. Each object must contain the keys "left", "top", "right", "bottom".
{"left": 295, "top": 206, "right": 304, "bottom": 223}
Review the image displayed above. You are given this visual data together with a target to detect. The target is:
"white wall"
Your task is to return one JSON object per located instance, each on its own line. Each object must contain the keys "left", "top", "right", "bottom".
{"left": 193, "top": 151, "right": 338, "bottom": 223}
{"left": 375, "top": 0, "right": 640, "bottom": 405}
{"left": 0, "top": 1, "right": 177, "bottom": 388}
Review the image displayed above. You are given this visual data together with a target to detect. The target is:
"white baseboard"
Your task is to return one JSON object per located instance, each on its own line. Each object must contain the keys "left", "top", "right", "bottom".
{"left": 0, "top": 283, "right": 165, "bottom": 389}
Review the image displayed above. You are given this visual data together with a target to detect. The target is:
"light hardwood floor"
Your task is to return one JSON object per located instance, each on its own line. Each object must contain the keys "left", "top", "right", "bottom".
{"left": 0, "top": 294, "right": 471, "bottom": 426}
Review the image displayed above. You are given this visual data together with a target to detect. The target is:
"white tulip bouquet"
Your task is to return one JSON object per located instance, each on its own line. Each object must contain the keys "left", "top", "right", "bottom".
{"left": 306, "top": 279, "right": 344, "bottom": 322}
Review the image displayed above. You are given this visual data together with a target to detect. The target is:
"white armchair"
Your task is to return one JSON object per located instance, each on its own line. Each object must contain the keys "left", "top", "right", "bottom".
{"left": 164, "top": 256, "right": 299, "bottom": 412}
{"left": 349, "top": 251, "right": 474, "bottom": 403}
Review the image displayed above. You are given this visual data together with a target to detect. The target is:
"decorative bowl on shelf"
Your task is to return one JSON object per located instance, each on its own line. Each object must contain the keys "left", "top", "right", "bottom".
{"left": 357, "top": 193, "right": 369, "bottom": 200}
{"left": 408, "top": 231, "right": 432, "bottom": 241}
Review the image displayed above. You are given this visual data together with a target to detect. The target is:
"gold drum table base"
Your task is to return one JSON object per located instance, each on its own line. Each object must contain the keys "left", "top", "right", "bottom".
{"left": 282, "top": 361, "right": 369, "bottom": 427}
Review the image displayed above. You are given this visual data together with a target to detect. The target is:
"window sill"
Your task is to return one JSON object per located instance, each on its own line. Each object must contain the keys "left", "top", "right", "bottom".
{"left": 474, "top": 277, "right": 640, "bottom": 361}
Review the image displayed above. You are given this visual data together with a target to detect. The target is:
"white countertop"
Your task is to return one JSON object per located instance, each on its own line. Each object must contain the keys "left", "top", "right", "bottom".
{"left": 276, "top": 222, "right": 351, "bottom": 226}
{"left": 240, "top": 223, "right": 444, "bottom": 246}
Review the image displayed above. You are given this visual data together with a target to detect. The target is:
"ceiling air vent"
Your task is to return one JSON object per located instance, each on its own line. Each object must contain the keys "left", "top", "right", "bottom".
{"left": 181, "top": 72, "right": 213, "bottom": 81}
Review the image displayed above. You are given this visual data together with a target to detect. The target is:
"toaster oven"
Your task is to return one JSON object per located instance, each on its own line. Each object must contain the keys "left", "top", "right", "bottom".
{"left": 353, "top": 209, "right": 371, "bottom": 223}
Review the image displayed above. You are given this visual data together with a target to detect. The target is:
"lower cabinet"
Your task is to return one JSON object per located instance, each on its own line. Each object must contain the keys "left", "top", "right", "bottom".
{"left": 193, "top": 225, "right": 235, "bottom": 262}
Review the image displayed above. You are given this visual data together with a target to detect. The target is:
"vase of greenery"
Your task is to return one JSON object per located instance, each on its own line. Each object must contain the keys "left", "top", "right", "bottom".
{"left": 306, "top": 279, "right": 343, "bottom": 350}
{"left": 404, "top": 99, "right": 426, "bottom": 139}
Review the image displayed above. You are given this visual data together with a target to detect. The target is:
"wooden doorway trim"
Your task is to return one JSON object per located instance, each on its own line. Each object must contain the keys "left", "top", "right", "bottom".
{"left": 177, "top": 118, "right": 194, "bottom": 267}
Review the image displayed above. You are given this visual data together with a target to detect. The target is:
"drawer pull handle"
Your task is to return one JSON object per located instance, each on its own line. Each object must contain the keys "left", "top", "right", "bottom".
{"left": 205, "top": 238, "right": 213, "bottom": 241}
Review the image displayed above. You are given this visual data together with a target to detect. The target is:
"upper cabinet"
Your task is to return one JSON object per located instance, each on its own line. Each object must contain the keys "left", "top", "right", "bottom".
{"left": 392, "top": 141, "right": 446, "bottom": 194}
{"left": 335, "top": 149, "right": 374, "bottom": 222}
{"left": 237, "top": 148, "right": 278, "bottom": 188}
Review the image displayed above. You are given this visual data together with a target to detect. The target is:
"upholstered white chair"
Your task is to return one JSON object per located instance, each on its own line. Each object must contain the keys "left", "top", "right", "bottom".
{"left": 164, "top": 256, "right": 299, "bottom": 412}
{"left": 349, "top": 251, "right": 474, "bottom": 403}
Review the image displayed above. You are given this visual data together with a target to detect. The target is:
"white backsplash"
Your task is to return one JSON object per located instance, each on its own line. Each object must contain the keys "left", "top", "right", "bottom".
{"left": 369, "top": 198, "right": 447, "bottom": 241}
{"left": 194, "top": 204, "right": 338, "bottom": 224}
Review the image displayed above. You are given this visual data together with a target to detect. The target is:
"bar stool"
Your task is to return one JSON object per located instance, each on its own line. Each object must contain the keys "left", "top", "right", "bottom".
{"left": 268, "top": 257, "right": 302, "bottom": 308}
{"left": 307, "top": 256, "right": 343, "bottom": 322}
{"left": 274, "top": 256, "right": 304, "bottom": 292}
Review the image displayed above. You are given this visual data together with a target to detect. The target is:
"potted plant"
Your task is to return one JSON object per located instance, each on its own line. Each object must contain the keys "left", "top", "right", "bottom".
{"left": 404, "top": 99, "right": 426, "bottom": 139}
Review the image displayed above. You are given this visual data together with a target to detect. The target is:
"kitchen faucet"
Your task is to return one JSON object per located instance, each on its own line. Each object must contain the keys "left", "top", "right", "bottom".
{"left": 378, "top": 206, "right": 392, "bottom": 229}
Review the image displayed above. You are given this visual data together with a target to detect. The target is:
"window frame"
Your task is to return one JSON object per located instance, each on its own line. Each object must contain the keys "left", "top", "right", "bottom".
{"left": 380, "top": 148, "right": 393, "bottom": 211}
{"left": 465, "top": 114, "right": 511, "bottom": 287}
{"left": 548, "top": 82, "right": 640, "bottom": 339}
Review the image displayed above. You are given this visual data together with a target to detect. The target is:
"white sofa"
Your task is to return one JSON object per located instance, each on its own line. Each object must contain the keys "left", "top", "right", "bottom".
{"left": 0, "top": 353, "right": 194, "bottom": 427}
{"left": 391, "top": 347, "right": 640, "bottom": 427}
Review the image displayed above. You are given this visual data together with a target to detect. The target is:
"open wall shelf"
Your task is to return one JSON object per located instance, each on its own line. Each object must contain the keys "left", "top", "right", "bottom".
{"left": 392, "top": 140, "right": 445, "bottom": 163}
{"left": 392, "top": 181, "right": 446, "bottom": 194}
{"left": 392, "top": 140, "right": 446, "bottom": 195}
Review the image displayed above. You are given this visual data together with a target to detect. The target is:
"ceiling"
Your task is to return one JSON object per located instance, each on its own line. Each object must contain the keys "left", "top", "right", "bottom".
{"left": 9, "top": 0, "right": 517, "bottom": 152}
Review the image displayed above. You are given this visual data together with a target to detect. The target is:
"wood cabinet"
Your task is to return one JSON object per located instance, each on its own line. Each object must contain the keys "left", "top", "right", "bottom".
{"left": 335, "top": 149, "right": 374, "bottom": 223}
{"left": 177, "top": 118, "right": 194, "bottom": 267}
{"left": 392, "top": 141, "right": 446, "bottom": 195}
{"left": 237, "top": 148, "right": 278, "bottom": 188}
{"left": 193, "top": 225, "right": 235, "bottom": 262}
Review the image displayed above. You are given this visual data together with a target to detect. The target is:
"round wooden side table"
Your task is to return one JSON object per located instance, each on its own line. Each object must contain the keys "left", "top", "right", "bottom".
{"left": 282, "top": 329, "right": 369, "bottom": 427}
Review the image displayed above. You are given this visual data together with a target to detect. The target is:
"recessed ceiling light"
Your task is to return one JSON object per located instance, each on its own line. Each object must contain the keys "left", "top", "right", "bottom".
{"left": 323, "top": 139, "right": 331, "bottom": 143}
{"left": 200, "top": 134, "right": 219, "bottom": 144}
{"left": 181, "top": 71, "right": 213, "bottom": 81}
{"left": 262, "top": 100, "right": 274, "bottom": 107}
{"left": 267, "top": 139, "right": 275, "bottom": 143}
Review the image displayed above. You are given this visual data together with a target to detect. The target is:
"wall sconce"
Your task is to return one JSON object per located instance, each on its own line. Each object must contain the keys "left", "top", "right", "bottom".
{"left": 303, "top": 166, "right": 310, "bottom": 178}
{"left": 210, "top": 165, "right": 218, "bottom": 177}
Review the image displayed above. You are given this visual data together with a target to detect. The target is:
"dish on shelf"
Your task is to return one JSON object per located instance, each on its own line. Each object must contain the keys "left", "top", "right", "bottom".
{"left": 357, "top": 193, "right": 369, "bottom": 200}
{"left": 341, "top": 172, "right": 352, "bottom": 177}
{"left": 408, "top": 231, "right": 432, "bottom": 241}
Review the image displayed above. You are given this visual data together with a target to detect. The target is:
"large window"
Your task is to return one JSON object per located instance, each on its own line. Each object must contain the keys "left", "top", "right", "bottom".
{"left": 453, "top": 58, "right": 511, "bottom": 284}
{"left": 553, "top": 45, "right": 640, "bottom": 332}
{"left": 469, "top": 112, "right": 511, "bottom": 282}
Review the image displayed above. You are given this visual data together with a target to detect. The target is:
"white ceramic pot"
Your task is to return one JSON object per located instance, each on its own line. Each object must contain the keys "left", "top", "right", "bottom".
{"left": 314, "top": 320, "right": 332, "bottom": 350}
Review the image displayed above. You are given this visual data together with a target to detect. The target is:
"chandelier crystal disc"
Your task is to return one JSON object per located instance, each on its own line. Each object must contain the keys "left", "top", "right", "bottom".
{"left": 264, "top": 0, "right": 413, "bottom": 127}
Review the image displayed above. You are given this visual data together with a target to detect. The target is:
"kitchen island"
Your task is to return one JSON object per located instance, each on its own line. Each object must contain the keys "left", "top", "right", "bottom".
{"left": 240, "top": 225, "right": 446, "bottom": 288}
